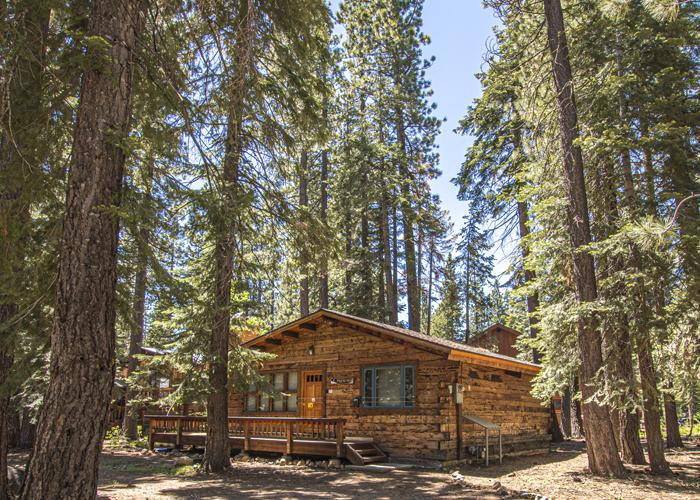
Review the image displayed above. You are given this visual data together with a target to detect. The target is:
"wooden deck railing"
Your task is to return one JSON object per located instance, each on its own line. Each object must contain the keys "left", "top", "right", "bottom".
{"left": 147, "top": 415, "right": 345, "bottom": 457}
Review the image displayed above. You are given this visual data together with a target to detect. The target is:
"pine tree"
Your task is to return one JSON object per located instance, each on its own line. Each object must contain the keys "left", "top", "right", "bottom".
{"left": 431, "top": 255, "right": 462, "bottom": 340}
{"left": 21, "top": 0, "right": 145, "bottom": 495}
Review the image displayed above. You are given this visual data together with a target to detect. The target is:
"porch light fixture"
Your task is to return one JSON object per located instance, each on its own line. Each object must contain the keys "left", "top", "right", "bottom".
{"left": 308, "top": 344, "right": 315, "bottom": 356}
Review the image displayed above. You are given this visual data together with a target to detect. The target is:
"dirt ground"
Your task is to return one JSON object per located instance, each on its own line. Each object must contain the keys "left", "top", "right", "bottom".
{"left": 9, "top": 440, "right": 700, "bottom": 499}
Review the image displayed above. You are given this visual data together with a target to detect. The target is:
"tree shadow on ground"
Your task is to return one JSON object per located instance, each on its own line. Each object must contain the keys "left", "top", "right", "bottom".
{"left": 456, "top": 440, "right": 700, "bottom": 499}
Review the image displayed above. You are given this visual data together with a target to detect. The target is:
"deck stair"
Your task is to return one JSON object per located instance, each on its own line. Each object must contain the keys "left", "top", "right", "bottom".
{"left": 345, "top": 440, "right": 388, "bottom": 465}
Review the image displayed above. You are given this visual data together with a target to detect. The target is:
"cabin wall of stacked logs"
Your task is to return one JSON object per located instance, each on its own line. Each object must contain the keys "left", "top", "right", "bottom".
{"left": 230, "top": 321, "right": 549, "bottom": 460}
{"left": 458, "top": 363, "right": 551, "bottom": 456}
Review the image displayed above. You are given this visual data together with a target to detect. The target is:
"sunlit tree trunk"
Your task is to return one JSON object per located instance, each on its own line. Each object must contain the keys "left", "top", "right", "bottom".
{"left": 299, "top": 150, "right": 310, "bottom": 316}
{"left": 543, "top": 0, "right": 623, "bottom": 476}
{"left": 203, "top": 0, "right": 256, "bottom": 473}
{"left": 21, "top": 0, "right": 144, "bottom": 496}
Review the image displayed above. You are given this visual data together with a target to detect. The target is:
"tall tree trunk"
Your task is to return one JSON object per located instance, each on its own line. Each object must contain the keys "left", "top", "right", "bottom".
{"left": 636, "top": 334, "right": 671, "bottom": 473}
{"left": 516, "top": 200, "right": 540, "bottom": 362}
{"left": 426, "top": 240, "right": 434, "bottom": 336}
{"left": 560, "top": 386, "right": 572, "bottom": 438}
{"left": 569, "top": 378, "right": 584, "bottom": 439}
{"left": 542, "top": 0, "right": 623, "bottom": 476}
{"left": 687, "top": 393, "right": 694, "bottom": 438}
{"left": 391, "top": 204, "right": 399, "bottom": 322}
{"left": 299, "top": 150, "right": 310, "bottom": 316}
{"left": 0, "top": 343, "right": 12, "bottom": 500}
{"left": 464, "top": 249, "right": 471, "bottom": 341}
{"left": 344, "top": 210, "right": 352, "bottom": 303}
{"left": 664, "top": 390, "right": 683, "bottom": 448}
{"left": 381, "top": 197, "right": 396, "bottom": 324}
{"left": 319, "top": 148, "right": 329, "bottom": 309}
{"left": 20, "top": 0, "right": 143, "bottom": 496}
{"left": 394, "top": 106, "right": 420, "bottom": 331}
{"left": 203, "top": 0, "right": 256, "bottom": 473}
{"left": 360, "top": 172, "right": 371, "bottom": 312}
{"left": 122, "top": 167, "right": 153, "bottom": 440}
{"left": 0, "top": 2, "right": 50, "bottom": 495}
{"left": 417, "top": 225, "right": 423, "bottom": 325}
{"left": 617, "top": 123, "right": 669, "bottom": 472}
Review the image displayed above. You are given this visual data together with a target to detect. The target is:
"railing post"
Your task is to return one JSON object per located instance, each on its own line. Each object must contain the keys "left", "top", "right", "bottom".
{"left": 148, "top": 417, "right": 155, "bottom": 450}
{"left": 485, "top": 428, "right": 489, "bottom": 467}
{"left": 336, "top": 420, "right": 344, "bottom": 458}
{"left": 176, "top": 416, "right": 182, "bottom": 449}
{"left": 244, "top": 420, "right": 251, "bottom": 453}
{"left": 286, "top": 422, "right": 293, "bottom": 456}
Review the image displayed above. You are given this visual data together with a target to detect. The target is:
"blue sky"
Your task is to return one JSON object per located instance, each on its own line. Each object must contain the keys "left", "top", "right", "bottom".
{"left": 421, "top": 2, "right": 498, "bottom": 229}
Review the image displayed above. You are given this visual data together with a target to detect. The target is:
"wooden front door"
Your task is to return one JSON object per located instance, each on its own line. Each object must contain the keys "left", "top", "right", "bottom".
{"left": 300, "top": 370, "right": 325, "bottom": 418}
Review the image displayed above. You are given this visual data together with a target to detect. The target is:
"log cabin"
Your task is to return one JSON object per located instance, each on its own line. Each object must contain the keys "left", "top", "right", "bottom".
{"left": 468, "top": 322, "right": 521, "bottom": 358}
{"left": 227, "top": 309, "right": 551, "bottom": 462}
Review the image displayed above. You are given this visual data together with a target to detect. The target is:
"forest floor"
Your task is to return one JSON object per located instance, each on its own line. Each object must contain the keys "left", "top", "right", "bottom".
{"left": 8, "top": 439, "right": 700, "bottom": 499}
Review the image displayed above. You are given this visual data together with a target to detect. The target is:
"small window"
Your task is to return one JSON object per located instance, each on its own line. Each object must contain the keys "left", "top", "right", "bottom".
{"left": 361, "top": 365, "right": 415, "bottom": 408}
{"left": 469, "top": 370, "right": 479, "bottom": 379}
{"left": 505, "top": 370, "right": 522, "bottom": 378}
{"left": 490, "top": 374, "right": 502, "bottom": 382}
{"left": 245, "top": 371, "right": 298, "bottom": 413}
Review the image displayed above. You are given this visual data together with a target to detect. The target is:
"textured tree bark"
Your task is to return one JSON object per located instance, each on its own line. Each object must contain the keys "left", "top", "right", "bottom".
{"left": 426, "top": 240, "right": 434, "bottom": 336}
{"left": 688, "top": 394, "right": 695, "bottom": 438}
{"left": 636, "top": 335, "right": 671, "bottom": 473}
{"left": 381, "top": 197, "right": 396, "bottom": 324}
{"left": 542, "top": 0, "right": 624, "bottom": 476}
{"left": 319, "top": 148, "right": 329, "bottom": 309}
{"left": 20, "top": 0, "right": 143, "bottom": 497}
{"left": 0, "top": 334, "right": 12, "bottom": 500}
{"left": 560, "top": 386, "right": 572, "bottom": 439}
{"left": 391, "top": 204, "right": 399, "bottom": 322}
{"left": 664, "top": 389, "right": 683, "bottom": 449}
{"left": 299, "top": 150, "right": 310, "bottom": 316}
{"left": 203, "top": 0, "right": 256, "bottom": 472}
{"left": 569, "top": 378, "right": 584, "bottom": 439}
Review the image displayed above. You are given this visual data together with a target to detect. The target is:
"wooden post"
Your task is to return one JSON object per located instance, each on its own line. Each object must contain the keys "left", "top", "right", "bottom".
{"left": 485, "top": 428, "right": 489, "bottom": 466}
{"left": 336, "top": 420, "right": 344, "bottom": 458}
{"left": 176, "top": 417, "right": 183, "bottom": 449}
{"left": 499, "top": 428, "right": 502, "bottom": 465}
{"left": 456, "top": 403, "right": 463, "bottom": 460}
{"left": 244, "top": 420, "right": 251, "bottom": 453}
{"left": 148, "top": 418, "right": 154, "bottom": 450}
{"left": 286, "top": 421, "right": 294, "bottom": 456}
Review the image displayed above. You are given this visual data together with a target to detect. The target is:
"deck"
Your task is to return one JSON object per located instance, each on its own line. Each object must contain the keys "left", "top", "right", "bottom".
{"left": 146, "top": 415, "right": 387, "bottom": 464}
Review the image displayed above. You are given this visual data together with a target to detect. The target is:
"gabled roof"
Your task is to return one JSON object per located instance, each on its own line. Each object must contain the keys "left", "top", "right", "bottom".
{"left": 242, "top": 309, "right": 539, "bottom": 373}
{"left": 469, "top": 322, "right": 522, "bottom": 344}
